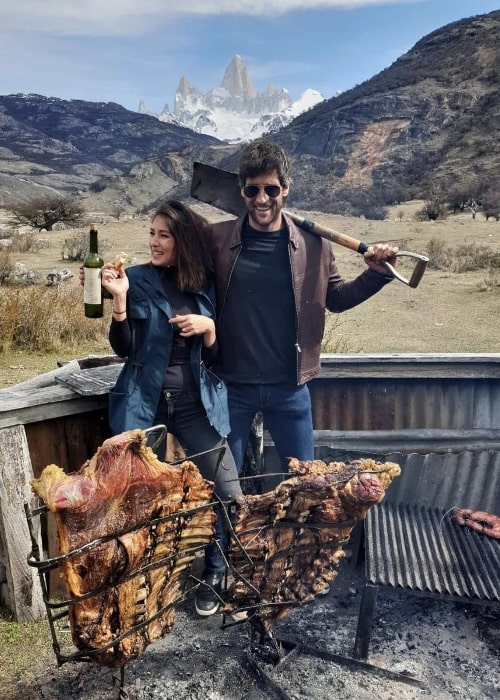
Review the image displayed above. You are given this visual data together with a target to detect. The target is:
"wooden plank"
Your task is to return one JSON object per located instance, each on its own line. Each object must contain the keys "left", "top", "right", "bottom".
{"left": 2, "top": 359, "right": 82, "bottom": 392}
{"left": 0, "top": 383, "right": 79, "bottom": 410}
{"left": 0, "top": 425, "right": 46, "bottom": 621}
{"left": 263, "top": 429, "right": 500, "bottom": 454}
{"left": 2, "top": 356, "right": 119, "bottom": 394}
{"left": 0, "top": 395, "right": 108, "bottom": 429}
{"left": 319, "top": 353, "right": 500, "bottom": 379}
{"left": 55, "top": 364, "right": 123, "bottom": 395}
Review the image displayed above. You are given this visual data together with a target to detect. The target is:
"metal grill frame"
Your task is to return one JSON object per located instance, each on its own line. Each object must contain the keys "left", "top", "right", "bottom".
{"left": 353, "top": 501, "right": 500, "bottom": 659}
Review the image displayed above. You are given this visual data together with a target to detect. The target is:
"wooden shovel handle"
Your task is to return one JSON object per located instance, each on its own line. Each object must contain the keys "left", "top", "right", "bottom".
{"left": 283, "top": 210, "right": 369, "bottom": 254}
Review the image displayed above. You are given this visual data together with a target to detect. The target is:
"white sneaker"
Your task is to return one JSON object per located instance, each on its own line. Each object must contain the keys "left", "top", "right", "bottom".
{"left": 231, "top": 609, "right": 249, "bottom": 622}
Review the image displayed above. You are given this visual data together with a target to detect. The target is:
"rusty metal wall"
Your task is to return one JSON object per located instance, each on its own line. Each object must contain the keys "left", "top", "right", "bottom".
{"left": 266, "top": 355, "right": 500, "bottom": 511}
{"left": 310, "top": 355, "right": 500, "bottom": 432}
{"left": 310, "top": 377, "right": 500, "bottom": 430}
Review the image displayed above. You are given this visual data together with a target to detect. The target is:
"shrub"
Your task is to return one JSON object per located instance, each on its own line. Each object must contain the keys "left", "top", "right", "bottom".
{"left": 61, "top": 231, "right": 88, "bottom": 262}
{"left": 321, "top": 315, "right": 357, "bottom": 353}
{"left": 425, "top": 237, "right": 450, "bottom": 270}
{"left": 61, "top": 231, "right": 111, "bottom": 262}
{"left": 425, "top": 238, "right": 497, "bottom": 273}
{"left": 449, "top": 243, "right": 496, "bottom": 273}
{"left": 10, "top": 195, "right": 86, "bottom": 232}
{"left": 0, "top": 285, "right": 110, "bottom": 353}
{"left": 361, "top": 204, "right": 388, "bottom": 221}
{"left": 0, "top": 248, "right": 14, "bottom": 285}
{"left": 415, "top": 199, "right": 447, "bottom": 221}
{"left": 477, "top": 265, "right": 500, "bottom": 292}
{"left": 8, "top": 230, "right": 41, "bottom": 254}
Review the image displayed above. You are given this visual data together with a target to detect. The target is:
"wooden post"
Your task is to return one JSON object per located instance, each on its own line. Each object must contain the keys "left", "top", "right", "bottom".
{"left": 0, "top": 425, "right": 46, "bottom": 621}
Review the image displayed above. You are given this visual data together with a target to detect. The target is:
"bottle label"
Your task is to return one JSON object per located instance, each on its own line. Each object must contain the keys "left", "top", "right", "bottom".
{"left": 84, "top": 268, "right": 102, "bottom": 305}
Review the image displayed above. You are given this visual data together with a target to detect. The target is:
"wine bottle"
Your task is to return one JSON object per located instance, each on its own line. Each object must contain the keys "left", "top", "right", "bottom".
{"left": 83, "top": 224, "right": 104, "bottom": 318}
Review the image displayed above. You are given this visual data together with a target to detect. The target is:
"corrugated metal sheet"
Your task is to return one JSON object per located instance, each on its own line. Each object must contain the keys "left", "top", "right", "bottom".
{"left": 310, "top": 377, "right": 500, "bottom": 431}
{"left": 313, "top": 429, "right": 500, "bottom": 455}
{"left": 264, "top": 445, "right": 500, "bottom": 512}
{"left": 365, "top": 502, "right": 500, "bottom": 602}
{"left": 381, "top": 451, "right": 500, "bottom": 512}
{"left": 310, "top": 354, "right": 500, "bottom": 432}
{"left": 313, "top": 450, "right": 500, "bottom": 513}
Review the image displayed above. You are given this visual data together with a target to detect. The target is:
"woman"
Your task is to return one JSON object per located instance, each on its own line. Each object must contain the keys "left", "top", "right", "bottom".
{"left": 100, "top": 200, "right": 241, "bottom": 618}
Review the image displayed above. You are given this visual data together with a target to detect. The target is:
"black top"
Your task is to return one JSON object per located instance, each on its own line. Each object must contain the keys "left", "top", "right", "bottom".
{"left": 216, "top": 219, "right": 297, "bottom": 383}
{"left": 110, "top": 266, "right": 216, "bottom": 390}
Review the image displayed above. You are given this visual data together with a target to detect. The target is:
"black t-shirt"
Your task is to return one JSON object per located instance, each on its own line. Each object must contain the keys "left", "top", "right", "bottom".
{"left": 161, "top": 268, "right": 197, "bottom": 390}
{"left": 216, "top": 220, "right": 297, "bottom": 383}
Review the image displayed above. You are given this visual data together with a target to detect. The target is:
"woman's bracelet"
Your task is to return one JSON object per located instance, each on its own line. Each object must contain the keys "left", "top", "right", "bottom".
{"left": 113, "top": 308, "right": 126, "bottom": 315}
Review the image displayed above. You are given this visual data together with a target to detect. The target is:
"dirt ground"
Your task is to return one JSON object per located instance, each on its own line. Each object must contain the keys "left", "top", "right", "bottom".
{"left": 1, "top": 203, "right": 500, "bottom": 699}
{"left": 10, "top": 550, "right": 500, "bottom": 700}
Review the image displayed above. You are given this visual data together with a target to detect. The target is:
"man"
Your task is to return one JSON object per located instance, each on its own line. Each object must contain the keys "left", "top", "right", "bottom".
{"left": 205, "top": 138, "right": 399, "bottom": 476}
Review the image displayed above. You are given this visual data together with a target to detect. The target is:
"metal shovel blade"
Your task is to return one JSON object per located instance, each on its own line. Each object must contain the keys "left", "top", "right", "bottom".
{"left": 191, "top": 161, "right": 245, "bottom": 217}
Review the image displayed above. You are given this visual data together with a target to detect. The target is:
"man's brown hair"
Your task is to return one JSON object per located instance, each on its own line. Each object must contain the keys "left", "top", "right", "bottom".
{"left": 238, "top": 138, "right": 290, "bottom": 187}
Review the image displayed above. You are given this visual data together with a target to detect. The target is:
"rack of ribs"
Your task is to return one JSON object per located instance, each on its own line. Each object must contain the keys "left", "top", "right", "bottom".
{"left": 224, "top": 457, "right": 400, "bottom": 640}
{"left": 31, "top": 429, "right": 216, "bottom": 667}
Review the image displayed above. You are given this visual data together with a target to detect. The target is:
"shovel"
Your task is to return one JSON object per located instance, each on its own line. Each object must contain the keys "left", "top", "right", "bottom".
{"left": 190, "top": 161, "right": 429, "bottom": 288}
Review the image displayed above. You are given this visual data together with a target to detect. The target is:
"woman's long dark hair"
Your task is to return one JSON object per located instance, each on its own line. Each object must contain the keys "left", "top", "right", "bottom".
{"left": 152, "top": 200, "right": 213, "bottom": 291}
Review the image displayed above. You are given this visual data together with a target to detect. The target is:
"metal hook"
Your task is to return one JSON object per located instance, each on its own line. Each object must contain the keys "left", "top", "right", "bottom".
{"left": 144, "top": 424, "right": 168, "bottom": 452}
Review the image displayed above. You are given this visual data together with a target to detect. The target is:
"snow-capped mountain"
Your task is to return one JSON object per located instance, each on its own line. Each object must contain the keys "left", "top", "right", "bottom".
{"left": 139, "top": 55, "right": 325, "bottom": 143}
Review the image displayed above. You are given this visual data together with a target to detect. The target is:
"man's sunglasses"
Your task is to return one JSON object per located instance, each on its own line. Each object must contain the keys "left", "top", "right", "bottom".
{"left": 243, "top": 184, "right": 282, "bottom": 198}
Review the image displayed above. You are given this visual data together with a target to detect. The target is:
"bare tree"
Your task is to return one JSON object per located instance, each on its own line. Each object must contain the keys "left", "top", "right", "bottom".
{"left": 416, "top": 196, "right": 447, "bottom": 222}
{"left": 109, "top": 203, "right": 126, "bottom": 220}
{"left": 11, "top": 195, "right": 86, "bottom": 231}
{"left": 447, "top": 185, "right": 475, "bottom": 214}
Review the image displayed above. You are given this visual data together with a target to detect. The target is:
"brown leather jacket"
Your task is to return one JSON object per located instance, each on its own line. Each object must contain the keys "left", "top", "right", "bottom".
{"left": 206, "top": 213, "right": 391, "bottom": 385}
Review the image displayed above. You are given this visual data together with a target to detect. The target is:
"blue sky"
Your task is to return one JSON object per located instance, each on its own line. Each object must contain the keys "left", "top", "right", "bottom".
{"left": 0, "top": 1, "right": 498, "bottom": 114}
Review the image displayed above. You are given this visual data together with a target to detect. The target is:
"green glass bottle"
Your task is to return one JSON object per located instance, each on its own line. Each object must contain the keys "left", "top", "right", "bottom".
{"left": 83, "top": 224, "right": 104, "bottom": 318}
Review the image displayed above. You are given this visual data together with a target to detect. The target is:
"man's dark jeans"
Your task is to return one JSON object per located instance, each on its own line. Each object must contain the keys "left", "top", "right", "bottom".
{"left": 226, "top": 382, "right": 315, "bottom": 475}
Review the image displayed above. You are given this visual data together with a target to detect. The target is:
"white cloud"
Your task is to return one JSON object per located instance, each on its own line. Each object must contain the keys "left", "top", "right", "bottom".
{"left": 0, "top": 1, "right": 419, "bottom": 35}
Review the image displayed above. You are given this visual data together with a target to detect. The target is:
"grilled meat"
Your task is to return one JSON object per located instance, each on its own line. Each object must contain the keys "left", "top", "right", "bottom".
{"left": 224, "top": 457, "right": 400, "bottom": 635}
{"left": 31, "top": 429, "right": 215, "bottom": 667}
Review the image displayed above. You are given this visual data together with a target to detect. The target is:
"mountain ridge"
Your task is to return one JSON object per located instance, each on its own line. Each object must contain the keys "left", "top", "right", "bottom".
{"left": 265, "top": 9, "right": 500, "bottom": 212}
{"left": 141, "top": 54, "right": 325, "bottom": 143}
{"left": 1, "top": 10, "right": 499, "bottom": 216}
{"left": 0, "top": 94, "right": 220, "bottom": 206}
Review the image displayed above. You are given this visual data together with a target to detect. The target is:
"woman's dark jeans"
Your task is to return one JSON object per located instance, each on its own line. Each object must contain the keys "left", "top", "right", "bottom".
{"left": 151, "top": 390, "right": 241, "bottom": 576}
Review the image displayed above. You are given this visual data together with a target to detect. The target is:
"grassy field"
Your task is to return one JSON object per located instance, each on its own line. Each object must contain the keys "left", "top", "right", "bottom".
{"left": 1, "top": 201, "right": 499, "bottom": 389}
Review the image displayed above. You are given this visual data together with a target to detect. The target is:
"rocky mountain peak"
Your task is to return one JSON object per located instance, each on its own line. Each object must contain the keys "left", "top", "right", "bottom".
{"left": 143, "top": 54, "right": 324, "bottom": 143}
{"left": 220, "top": 54, "right": 257, "bottom": 101}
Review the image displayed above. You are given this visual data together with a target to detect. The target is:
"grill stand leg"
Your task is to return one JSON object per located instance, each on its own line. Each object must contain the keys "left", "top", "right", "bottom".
{"left": 353, "top": 583, "right": 378, "bottom": 660}
{"left": 348, "top": 521, "right": 365, "bottom": 567}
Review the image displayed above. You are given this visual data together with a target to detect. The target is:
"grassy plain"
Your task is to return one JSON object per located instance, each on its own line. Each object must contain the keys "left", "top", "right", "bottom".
{"left": 1, "top": 201, "right": 499, "bottom": 389}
